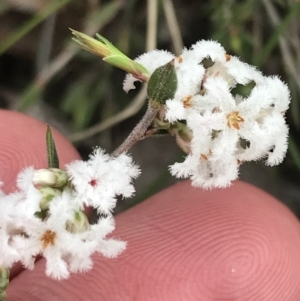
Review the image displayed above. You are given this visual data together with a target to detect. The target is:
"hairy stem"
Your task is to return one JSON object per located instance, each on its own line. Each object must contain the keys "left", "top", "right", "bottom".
{"left": 111, "top": 105, "right": 159, "bottom": 157}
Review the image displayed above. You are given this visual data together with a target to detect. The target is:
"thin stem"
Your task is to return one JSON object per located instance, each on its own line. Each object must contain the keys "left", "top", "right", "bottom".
{"left": 111, "top": 105, "right": 159, "bottom": 156}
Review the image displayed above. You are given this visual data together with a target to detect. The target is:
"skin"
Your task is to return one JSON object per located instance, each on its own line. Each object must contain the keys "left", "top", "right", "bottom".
{"left": 2, "top": 109, "right": 300, "bottom": 301}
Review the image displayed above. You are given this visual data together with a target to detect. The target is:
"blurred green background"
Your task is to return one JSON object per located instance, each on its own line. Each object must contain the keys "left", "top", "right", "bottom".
{"left": 0, "top": 0, "right": 299, "bottom": 215}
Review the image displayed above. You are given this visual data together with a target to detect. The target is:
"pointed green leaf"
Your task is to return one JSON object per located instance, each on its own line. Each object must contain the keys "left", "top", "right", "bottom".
{"left": 46, "top": 125, "right": 59, "bottom": 168}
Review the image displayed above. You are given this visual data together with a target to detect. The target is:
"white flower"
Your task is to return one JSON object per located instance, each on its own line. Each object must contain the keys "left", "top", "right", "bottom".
{"left": 171, "top": 74, "right": 289, "bottom": 188}
{"left": 0, "top": 168, "right": 44, "bottom": 268}
{"left": 190, "top": 40, "right": 227, "bottom": 62}
{"left": 12, "top": 191, "right": 125, "bottom": 280}
{"left": 87, "top": 216, "right": 126, "bottom": 258}
{"left": 16, "top": 167, "right": 43, "bottom": 217}
{"left": 0, "top": 147, "right": 136, "bottom": 281}
{"left": 67, "top": 148, "right": 140, "bottom": 214}
{"left": 125, "top": 40, "right": 290, "bottom": 188}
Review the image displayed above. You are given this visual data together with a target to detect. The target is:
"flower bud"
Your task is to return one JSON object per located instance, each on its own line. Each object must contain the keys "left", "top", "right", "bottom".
{"left": 71, "top": 29, "right": 148, "bottom": 81}
{"left": 38, "top": 187, "right": 62, "bottom": 211}
{"left": 147, "top": 59, "right": 178, "bottom": 105}
{"left": 33, "top": 168, "right": 68, "bottom": 188}
{"left": 66, "top": 210, "right": 90, "bottom": 234}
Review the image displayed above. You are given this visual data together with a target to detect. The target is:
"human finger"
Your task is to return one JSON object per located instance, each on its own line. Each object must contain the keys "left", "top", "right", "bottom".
{"left": 8, "top": 180, "right": 300, "bottom": 301}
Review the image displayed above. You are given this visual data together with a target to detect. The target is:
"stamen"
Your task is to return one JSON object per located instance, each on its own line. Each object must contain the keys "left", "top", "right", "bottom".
{"left": 182, "top": 95, "right": 193, "bottom": 108}
{"left": 41, "top": 230, "right": 56, "bottom": 249}
{"left": 201, "top": 154, "right": 208, "bottom": 160}
{"left": 227, "top": 111, "right": 244, "bottom": 130}
{"left": 225, "top": 53, "right": 231, "bottom": 61}
{"left": 177, "top": 55, "right": 183, "bottom": 63}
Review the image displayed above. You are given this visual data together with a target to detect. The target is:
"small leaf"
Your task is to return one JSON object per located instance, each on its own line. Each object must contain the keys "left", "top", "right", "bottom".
{"left": 46, "top": 125, "right": 59, "bottom": 168}
{"left": 147, "top": 59, "right": 178, "bottom": 105}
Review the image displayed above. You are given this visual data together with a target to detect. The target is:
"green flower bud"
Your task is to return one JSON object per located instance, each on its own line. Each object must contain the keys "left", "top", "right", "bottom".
{"left": 33, "top": 168, "right": 68, "bottom": 188}
{"left": 147, "top": 59, "right": 178, "bottom": 106}
{"left": 71, "top": 29, "right": 149, "bottom": 81}
{"left": 66, "top": 210, "right": 90, "bottom": 234}
{"left": 38, "top": 187, "right": 62, "bottom": 211}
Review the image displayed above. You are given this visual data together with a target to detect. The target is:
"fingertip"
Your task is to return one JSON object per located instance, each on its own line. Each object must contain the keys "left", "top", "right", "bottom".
{"left": 114, "top": 180, "right": 300, "bottom": 300}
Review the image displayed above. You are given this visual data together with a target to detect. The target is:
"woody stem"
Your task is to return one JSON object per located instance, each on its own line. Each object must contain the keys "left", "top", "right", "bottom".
{"left": 111, "top": 105, "right": 159, "bottom": 157}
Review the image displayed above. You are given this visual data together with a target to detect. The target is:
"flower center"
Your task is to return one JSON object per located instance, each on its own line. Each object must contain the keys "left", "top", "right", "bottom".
{"left": 89, "top": 179, "right": 98, "bottom": 187}
{"left": 182, "top": 95, "right": 193, "bottom": 108}
{"left": 41, "top": 230, "right": 56, "bottom": 249}
{"left": 177, "top": 55, "right": 183, "bottom": 63}
{"left": 227, "top": 111, "right": 244, "bottom": 130}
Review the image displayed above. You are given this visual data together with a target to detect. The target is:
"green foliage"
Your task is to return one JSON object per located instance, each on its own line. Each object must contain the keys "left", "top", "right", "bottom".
{"left": 0, "top": 0, "right": 72, "bottom": 55}
{"left": 256, "top": 2, "right": 300, "bottom": 67}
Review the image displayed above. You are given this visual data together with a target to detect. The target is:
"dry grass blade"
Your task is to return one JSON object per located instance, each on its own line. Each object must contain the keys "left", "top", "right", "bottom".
{"left": 0, "top": 0, "right": 71, "bottom": 55}
{"left": 162, "top": 0, "right": 183, "bottom": 55}
{"left": 146, "top": 0, "right": 158, "bottom": 51}
{"left": 263, "top": 0, "right": 300, "bottom": 90}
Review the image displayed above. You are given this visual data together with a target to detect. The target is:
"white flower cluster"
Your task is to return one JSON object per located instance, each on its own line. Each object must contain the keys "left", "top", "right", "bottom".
{"left": 0, "top": 149, "right": 140, "bottom": 280}
{"left": 124, "top": 41, "right": 290, "bottom": 188}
